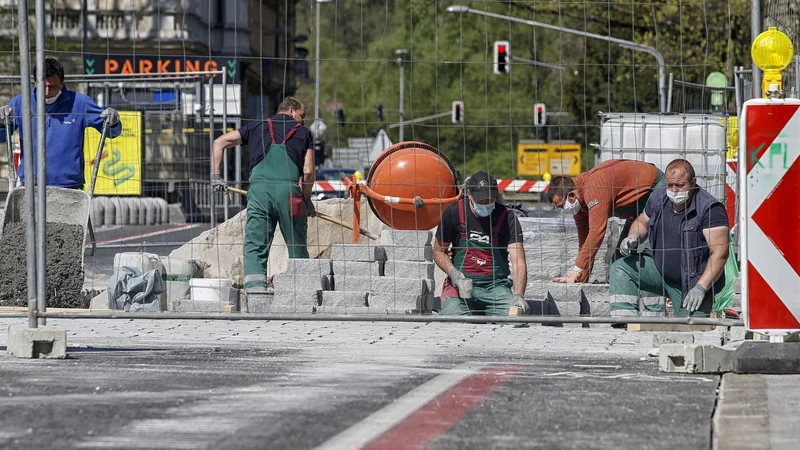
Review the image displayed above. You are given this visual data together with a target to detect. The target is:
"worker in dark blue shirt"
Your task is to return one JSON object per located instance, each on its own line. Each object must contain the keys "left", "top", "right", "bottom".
{"left": 609, "top": 159, "right": 729, "bottom": 317}
{"left": 211, "top": 97, "right": 315, "bottom": 299}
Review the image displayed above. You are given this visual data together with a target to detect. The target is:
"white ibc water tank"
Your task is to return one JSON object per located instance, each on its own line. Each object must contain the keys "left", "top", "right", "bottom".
{"left": 599, "top": 113, "right": 727, "bottom": 201}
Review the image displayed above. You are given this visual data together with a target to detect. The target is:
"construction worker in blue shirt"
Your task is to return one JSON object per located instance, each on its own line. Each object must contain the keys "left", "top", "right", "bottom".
{"left": 0, "top": 57, "right": 121, "bottom": 188}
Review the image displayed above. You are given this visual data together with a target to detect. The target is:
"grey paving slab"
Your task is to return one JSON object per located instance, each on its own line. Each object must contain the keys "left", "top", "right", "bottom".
{"left": 321, "top": 291, "right": 369, "bottom": 308}
{"left": 383, "top": 261, "right": 435, "bottom": 279}
{"left": 335, "top": 276, "right": 432, "bottom": 295}
{"left": 272, "top": 274, "right": 328, "bottom": 291}
{"left": 330, "top": 244, "right": 385, "bottom": 262}
{"left": 384, "top": 244, "right": 433, "bottom": 262}
{"left": 284, "top": 258, "right": 333, "bottom": 276}
{"left": 380, "top": 229, "right": 432, "bottom": 247}
{"left": 331, "top": 260, "right": 380, "bottom": 277}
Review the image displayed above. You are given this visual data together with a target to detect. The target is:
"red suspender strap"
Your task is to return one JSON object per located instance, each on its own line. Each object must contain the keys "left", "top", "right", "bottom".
{"left": 266, "top": 119, "right": 276, "bottom": 144}
{"left": 457, "top": 199, "right": 467, "bottom": 238}
{"left": 282, "top": 123, "right": 302, "bottom": 144}
{"left": 493, "top": 208, "right": 509, "bottom": 234}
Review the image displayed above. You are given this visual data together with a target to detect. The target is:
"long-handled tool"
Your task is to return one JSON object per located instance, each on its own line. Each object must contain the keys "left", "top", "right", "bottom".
{"left": 86, "top": 120, "right": 112, "bottom": 256}
{"left": 226, "top": 186, "right": 378, "bottom": 241}
{"left": 4, "top": 115, "right": 18, "bottom": 186}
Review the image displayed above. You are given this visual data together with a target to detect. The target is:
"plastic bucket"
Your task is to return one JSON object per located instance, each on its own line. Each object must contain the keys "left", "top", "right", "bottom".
{"left": 190, "top": 278, "right": 233, "bottom": 304}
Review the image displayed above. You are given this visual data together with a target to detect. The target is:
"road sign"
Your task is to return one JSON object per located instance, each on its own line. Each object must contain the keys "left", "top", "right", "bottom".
{"left": 368, "top": 129, "right": 393, "bottom": 162}
{"left": 516, "top": 142, "right": 581, "bottom": 177}
{"left": 310, "top": 119, "right": 327, "bottom": 139}
{"left": 741, "top": 98, "right": 800, "bottom": 334}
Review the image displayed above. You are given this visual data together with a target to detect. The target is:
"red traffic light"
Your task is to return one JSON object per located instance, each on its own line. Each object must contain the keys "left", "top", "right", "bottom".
{"left": 498, "top": 45, "right": 506, "bottom": 54}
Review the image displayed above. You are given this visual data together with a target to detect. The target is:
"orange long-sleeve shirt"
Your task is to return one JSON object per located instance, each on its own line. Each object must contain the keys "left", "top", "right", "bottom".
{"left": 572, "top": 160, "right": 659, "bottom": 281}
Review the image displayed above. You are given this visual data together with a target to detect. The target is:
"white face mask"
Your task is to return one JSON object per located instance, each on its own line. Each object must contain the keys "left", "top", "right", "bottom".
{"left": 667, "top": 190, "right": 690, "bottom": 205}
{"left": 44, "top": 89, "right": 62, "bottom": 105}
{"left": 562, "top": 196, "right": 581, "bottom": 215}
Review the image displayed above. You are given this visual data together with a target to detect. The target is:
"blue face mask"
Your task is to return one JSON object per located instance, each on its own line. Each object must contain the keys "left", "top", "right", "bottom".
{"left": 472, "top": 201, "right": 495, "bottom": 217}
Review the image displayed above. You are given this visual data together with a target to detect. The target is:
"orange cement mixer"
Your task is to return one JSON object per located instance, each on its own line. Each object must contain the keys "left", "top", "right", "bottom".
{"left": 344, "top": 141, "right": 461, "bottom": 242}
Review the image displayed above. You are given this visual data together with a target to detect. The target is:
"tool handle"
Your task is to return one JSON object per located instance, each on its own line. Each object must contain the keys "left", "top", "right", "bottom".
{"left": 4, "top": 116, "right": 15, "bottom": 185}
{"left": 88, "top": 120, "right": 111, "bottom": 198}
{"left": 225, "top": 186, "right": 377, "bottom": 241}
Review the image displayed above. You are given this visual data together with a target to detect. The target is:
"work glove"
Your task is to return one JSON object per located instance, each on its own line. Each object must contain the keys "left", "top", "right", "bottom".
{"left": 210, "top": 173, "right": 227, "bottom": 192}
{"left": 100, "top": 107, "right": 120, "bottom": 127}
{"left": 0, "top": 105, "right": 12, "bottom": 125}
{"left": 619, "top": 236, "right": 640, "bottom": 257}
{"left": 304, "top": 197, "right": 316, "bottom": 217}
{"left": 449, "top": 268, "right": 474, "bottom": 299}
{"left": 512, "top": 294, "right": 530, "bottom": 315}
{"left": 682, "top": 284, "right": 708, "bottom": 313}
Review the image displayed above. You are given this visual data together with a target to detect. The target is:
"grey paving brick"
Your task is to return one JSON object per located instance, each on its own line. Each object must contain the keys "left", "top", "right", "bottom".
{"left": 385, "top": 244, "right": 433, "bottom": 262}
{"left": 271, "top": 290, "right": 321, "bottom": 308}
{"left": 383, "top": 261, "right": 435, "bottom": 279}
{"left": 272, "top": 274, "right": 330, "bottom": 291}
{"left": 330, "top": 244, "right": 385, "bottom": 262}
{"left": 285, "top": 258, "right": 333, "bottom": 276}
{"left": 368, "top": 292, "right": 426, "bottom": 312}
{"left": 380, "top": 230, "right": 433, "bottom": 247}
{"left": 332, "top": 260, "right": 381, "bottom": 277}
{"left": 172, "top": 299, "right": 226, "bottom": 313}
{"left": 321, "top": 291, "right": 369, "bottom": 308}
{"left": 335, "top": 276, "right": 432, "bottom": 295}
{"left": 315, "top": 306, "right": 400, "bottom": 315}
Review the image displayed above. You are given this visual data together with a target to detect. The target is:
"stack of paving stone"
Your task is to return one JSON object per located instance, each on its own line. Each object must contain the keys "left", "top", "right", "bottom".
{"left": 249, "top": 230, "right": 435, "bottom": 314}
{"left": 322, "top": 230, "right": 435, "bottom": 314}
{"left": 519, "top": 216, "right": 623, "bottom": 319}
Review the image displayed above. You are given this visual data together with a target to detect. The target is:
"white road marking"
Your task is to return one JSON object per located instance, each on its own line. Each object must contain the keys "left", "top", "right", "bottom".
{"left": 314, "top": 363, "right": 487, "bottom": 450}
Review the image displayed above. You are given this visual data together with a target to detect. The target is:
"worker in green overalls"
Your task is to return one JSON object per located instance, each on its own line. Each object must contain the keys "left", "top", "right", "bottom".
{"left": 433, "top": 171, "right": 529, "bottom": 315}
{"left": 211, "top": 97, "right": 316, "bottom": 299}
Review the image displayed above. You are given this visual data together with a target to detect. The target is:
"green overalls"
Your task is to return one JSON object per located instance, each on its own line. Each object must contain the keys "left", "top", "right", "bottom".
{"left": 243, "top": 119, "right": 309, "bottom": 291}
{"left": 440, "top": 200, "right": 515, "bottom": 316}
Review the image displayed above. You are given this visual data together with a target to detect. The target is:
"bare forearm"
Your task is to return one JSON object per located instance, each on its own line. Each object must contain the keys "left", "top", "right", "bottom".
{"left": 212, "top": 130, "right": 241, "bottom": 174}
{"left": 627, "top": 217, "right": 650, "bottom": 241}
{"left": 698, "top": 251, "right": 728, "bottom": 289}
{"left": 513, "top": 260, "right": 527, "bottom": 296}
{"left": 302, "top": 173, "right": 314, "bottom": 198}
{"left": 433, "top": 249, "right": 454, "bottom": 275}
{"left": 212, "top": 143, "right": 225, "bottom": 174}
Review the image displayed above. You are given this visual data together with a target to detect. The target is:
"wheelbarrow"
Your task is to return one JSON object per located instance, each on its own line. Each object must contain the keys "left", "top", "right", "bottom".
{"left": 0, "top": 119, "right": 112, "bottom": 268}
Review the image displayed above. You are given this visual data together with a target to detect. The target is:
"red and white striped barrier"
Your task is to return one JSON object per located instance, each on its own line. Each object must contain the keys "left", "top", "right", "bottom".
{"left": 313, "top": 179, "right": 550, "bottom": 193}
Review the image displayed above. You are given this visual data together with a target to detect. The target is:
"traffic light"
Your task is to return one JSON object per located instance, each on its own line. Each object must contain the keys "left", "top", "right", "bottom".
{"left": 376, "top": 103, "right": 384, "bottom": 122}
{"left": 313, "top": 139, "right": 326, "bottom": 166}
{"left": 451, "top": 101, "right": 464, "bottom": 124}
{"left": 493, "top": 40, "right": 510, "bottom": 75}
{"left": 534, "top": 103, "right": 546, "bottom": 126}
{"left": 336, "top": 108, "right": 346, "bottom": 126}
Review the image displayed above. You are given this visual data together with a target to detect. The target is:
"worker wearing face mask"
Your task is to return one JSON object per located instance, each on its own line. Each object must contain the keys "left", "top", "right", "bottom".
{"left": 547, "top": 159, "right": 666, "bottom": 283}
{"left": 609, "top": 159, "right": 729, "bottom": 317}
{"left": 433, "top": 171, "right": 528, "bottom": 316}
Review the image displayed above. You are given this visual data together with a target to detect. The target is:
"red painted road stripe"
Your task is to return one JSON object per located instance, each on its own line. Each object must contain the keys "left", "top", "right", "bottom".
{"left": 360, "top": 365, "right": 520, "bottom": 450}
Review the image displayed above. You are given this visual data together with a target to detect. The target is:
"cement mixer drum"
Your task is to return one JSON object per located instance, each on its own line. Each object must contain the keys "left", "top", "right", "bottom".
{"left": 367, "top": 142, "right": 460, "bottom": 230}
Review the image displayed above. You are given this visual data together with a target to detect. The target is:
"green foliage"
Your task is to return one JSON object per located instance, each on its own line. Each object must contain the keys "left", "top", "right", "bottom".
{"left": 296, "top": 0, "right": 751, "bottom": 179}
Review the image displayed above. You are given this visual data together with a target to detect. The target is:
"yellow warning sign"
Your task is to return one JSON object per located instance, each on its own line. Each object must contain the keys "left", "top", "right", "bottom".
{"left": 83, "top": 111, "right": 142, "bottom": 195}
{"left": 517, "top": 142, "right": 581, "bottom": 177}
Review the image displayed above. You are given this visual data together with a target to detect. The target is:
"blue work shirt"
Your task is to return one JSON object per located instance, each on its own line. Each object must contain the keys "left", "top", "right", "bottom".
{"left": 0, "top": 85, "right": 122, "bottom": 188}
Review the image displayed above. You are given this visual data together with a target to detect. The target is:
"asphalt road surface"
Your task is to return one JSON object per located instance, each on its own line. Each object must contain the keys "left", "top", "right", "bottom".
{"left": 0, "top": 319, "right": 721, "bottom": 449}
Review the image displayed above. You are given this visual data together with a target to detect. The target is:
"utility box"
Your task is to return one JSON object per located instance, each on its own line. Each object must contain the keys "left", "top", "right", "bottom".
{"left": 599, "top": 113, "right": 727, "bottom": 201}
{"left": 516, "top": 140, "right": 581, "bottom": 177}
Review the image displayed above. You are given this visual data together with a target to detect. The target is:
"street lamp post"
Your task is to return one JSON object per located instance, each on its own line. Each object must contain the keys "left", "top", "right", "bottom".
{"left": 446, "top": 5, "right": 668, "bottom": 113}
{"left": 396, "top": 49, "right": 409, "bottom": 142}
{"left": 314, "top": 0, "right": 333, "bottom": 132}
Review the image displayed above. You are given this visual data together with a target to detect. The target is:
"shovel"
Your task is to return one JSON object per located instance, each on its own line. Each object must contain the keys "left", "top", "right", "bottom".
{"left": 226, "top": 186, "right": 379, "bottom": 241}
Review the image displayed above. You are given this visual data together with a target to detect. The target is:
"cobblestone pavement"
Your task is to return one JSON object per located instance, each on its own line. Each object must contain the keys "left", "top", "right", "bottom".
{"left": 1, "top": 318, "right": 724, "bottom": 449}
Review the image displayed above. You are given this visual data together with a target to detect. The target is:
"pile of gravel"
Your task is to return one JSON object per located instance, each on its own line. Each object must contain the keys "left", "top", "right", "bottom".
{"left": 0, "top": 222, "right": 86, "bottom": 308}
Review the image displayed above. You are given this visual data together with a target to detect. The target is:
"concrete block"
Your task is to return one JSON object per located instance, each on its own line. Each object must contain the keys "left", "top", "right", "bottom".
{"left": 173, "top": 299, "right": 225, "bottom": 313}
{"left": 384, "top": 245, "right": 433, "bottom": 262}
{"left": 167, "top": 203, "right": 186, "bottom": 224}
{"left": 659, "top": 343, "right": 734, "bottom": 373}
{"left": 7, "top": 324, "right": 67, "bottom": 359}
{"left": 368, "top": 292, "right": 429, "bottom": 312}
{"left": 653, "top": 333, "right": 696, "bottom": 348}
{"left": 271, "top": 290, "right": 321, "bottom": 308}
{"left": 335, "top": 276, "right": 432, "bottom": 295}
{"left": 315, "top": 306, "right": 395, "bottom": 315}
{"left": 285, "top": 258, "right": 333, "bottom": 276}
{"left": 89, "top": 290, "right": 109, "bottom": 310}
{"left": 380, "top": 230, "right": 433, "bottom": 247}
{"left": 733, "top": 276, "right": 741, "bottom": 294}
{"left": 272, "top": 274, "right": 330, "bottom": 291}
{"left": 733, "top": 342, "right": 800, "bottom": 374}
{"left": 321, "top": 291, "right": 369, "bottom": 308}
{"left": 732, "top": 293, "right": 741, "bottom": 310}
{"left": 383, "top": 261, "right": 435, "bottom": 279}
{"left": 330, "top": 244, "right": 385, "bottom": 262}
{"left": 332, "top": 260, "right": 381, "bottom": 278}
